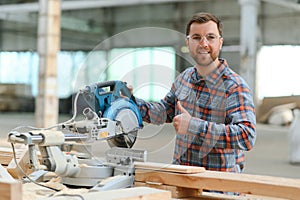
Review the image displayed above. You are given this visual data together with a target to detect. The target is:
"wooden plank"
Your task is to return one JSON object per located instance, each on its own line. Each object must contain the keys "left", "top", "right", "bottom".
{"left": 134, "top": 161, "right": 205, "bottom": 174}
{"left": 40, "top": 187, "right": 171, "bottom": 200}
{"left": 135, "top": 170, "right": 300, "bottom": 200}
{"left": 135, "top": 181, "right": 201, "bottom": 198}
{"left": 136, "top": 182, "right": 286, "bottom": 200}
{"left": 85, "top": 186, "right": 171, "bottom": 200}
{"left": 175, "top": 192, "right": 286, "bottom": 200}
{"left": 0, "top": 178, "right": 22, "bottom": 200}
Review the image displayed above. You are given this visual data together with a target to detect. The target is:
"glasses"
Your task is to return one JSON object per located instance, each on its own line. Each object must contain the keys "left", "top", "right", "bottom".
{"left": 186, "top": 34, "right": 222, "bottom": 44}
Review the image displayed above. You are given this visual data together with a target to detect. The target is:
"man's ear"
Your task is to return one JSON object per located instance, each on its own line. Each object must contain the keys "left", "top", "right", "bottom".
{"left": 185, "top": 38, "right": 189, "bottom": 47}
{"left": 219, "top": 37, "right": 224, "bottom": 50}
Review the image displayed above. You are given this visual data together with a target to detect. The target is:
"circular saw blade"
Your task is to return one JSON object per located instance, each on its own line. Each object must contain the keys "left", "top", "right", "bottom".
{"left": 107, "top": 108, "right": 139, "bottom": 148}
{"left": 107, "top": 131, "right": 137, "bottom": 148}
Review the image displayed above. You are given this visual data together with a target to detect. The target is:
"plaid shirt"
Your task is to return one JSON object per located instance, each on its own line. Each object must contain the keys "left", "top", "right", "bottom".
{"left": 136, "top": 59, "right": 256, "bottom": 172}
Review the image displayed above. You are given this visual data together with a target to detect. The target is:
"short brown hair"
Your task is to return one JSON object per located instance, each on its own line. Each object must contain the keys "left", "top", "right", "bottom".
{"left": 185, "top": 12, "right": 223, "bottom": 37}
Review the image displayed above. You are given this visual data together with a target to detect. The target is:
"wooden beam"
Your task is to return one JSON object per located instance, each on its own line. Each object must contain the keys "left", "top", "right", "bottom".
{"left": 135, "top": 182, "right": 200, "bottom": 198}
{"left": 0, "top": 164, "right": 22, "bottom": 200}
{"left": 134, "top": 161, "right": 206, "bottom": 174}
{"left": 135, "top": 170, "right": 300, "bottom": 200}
{"left": 0, "top": 178, "right": 22, "bottom": 200}
{"left": 39, "top": 187, "right": 171, "bottom": 200}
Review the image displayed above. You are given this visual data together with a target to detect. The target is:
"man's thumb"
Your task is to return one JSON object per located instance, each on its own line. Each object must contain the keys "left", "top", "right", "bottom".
{"left": 177, "top": 101, "right": 188, "bottom": 113}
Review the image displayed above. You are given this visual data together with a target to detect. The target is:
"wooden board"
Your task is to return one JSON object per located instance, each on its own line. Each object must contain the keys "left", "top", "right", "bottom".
{"left": 134, "top": 161, "right": 205, "bottom": 174}
{"left": 135, "top": 170, "right": 300, "bottom": 200}
{"left": 39, "top": 187, "right": 171, "bottom": 200}
{"left": 0, "top": 178, "right": 22, "bottom": 200}
{"left": 135, "top": 181, "right": 201, "bottom": 198}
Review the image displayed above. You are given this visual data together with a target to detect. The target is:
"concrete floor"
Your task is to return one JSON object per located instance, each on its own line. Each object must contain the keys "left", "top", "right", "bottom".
{"left": 0, "top": 112, "right": 299, "bottom": 179}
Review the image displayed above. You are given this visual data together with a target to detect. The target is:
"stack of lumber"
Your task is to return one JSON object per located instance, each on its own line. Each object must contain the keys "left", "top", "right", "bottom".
{"left": 0, "top": 83, "right": 33, "bottom": 112}
{"left": 134, "top": 161, "right": 300, "bottom": 200}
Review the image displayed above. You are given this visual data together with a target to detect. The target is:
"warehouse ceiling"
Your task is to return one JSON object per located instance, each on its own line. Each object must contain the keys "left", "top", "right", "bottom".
{"left": 0, "top": 0, "right": 299, "bottom": 51}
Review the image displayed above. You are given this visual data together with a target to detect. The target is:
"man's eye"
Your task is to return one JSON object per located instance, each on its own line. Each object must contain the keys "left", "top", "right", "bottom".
{"left": 192, "top": 36, "right": 201, "bottom": 40}
{"left": 207, "top": 35, "right": 216, "bottom": 40}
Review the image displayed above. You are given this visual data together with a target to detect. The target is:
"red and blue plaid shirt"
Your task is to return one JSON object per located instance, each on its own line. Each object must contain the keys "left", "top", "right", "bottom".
{"left": 136, "top": 59, "right": 256, "bottom": 172}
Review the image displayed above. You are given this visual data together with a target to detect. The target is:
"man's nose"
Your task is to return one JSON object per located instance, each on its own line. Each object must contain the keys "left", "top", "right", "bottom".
{"left": 199, "top": 38, "right": 209, "bottom": 47}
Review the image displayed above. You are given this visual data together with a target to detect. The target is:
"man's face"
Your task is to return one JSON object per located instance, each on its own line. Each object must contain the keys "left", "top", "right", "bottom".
{"left": 186, "top": 21, "right": 223, "bottom": 68}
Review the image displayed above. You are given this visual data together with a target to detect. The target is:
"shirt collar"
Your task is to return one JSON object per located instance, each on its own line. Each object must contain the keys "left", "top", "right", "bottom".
{"left": 191, "top": 68, "right": 204, "bottom": 84}
{"left": 192, "top": 58, "right": 228, "bottom": 85}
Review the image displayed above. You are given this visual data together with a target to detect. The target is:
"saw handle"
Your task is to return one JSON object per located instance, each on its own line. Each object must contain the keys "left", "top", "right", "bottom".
{"left": 96, "top": 81, "right": 132, "bottom": 99}
{"left": 92, "top": 80, "right": 137, "bottom": 114}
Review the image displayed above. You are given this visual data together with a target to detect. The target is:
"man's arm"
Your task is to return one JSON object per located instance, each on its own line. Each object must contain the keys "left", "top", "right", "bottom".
{"left": 135, "top": 89, "right": 176, "bottom": 125}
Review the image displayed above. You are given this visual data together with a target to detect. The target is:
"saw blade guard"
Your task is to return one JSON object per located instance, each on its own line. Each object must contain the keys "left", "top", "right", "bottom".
{"left": 103, "top": 98, "right": 143, "bottom": 148}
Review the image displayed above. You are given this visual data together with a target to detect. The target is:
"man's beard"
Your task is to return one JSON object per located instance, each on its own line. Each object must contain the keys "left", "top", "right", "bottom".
{"left": 191, "top": 49, "right": 219, "bottom": 67}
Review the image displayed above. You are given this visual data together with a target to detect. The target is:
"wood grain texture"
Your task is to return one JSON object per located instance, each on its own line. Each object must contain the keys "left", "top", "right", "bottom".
{"left": 134, "top": 161, "right": 205, "bottom": 174}
{"left": 39, "top": 187, "right": 171, "bottom": 200}
{"left": 135, "top": 169, "right": 300, "bottom": 200}
{"left": 0, "top": 178, "right": 22, "bottom": 200}
{"left": 135, "top": 181, "right": 201, "bottom": 198}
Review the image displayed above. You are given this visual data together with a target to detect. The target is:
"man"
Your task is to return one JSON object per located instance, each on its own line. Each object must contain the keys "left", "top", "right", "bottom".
{"left": 134, "top": 12, "right": 256, "bottom": 173}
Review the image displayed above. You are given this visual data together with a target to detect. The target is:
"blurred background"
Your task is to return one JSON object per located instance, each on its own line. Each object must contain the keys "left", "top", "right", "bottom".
{"left": 0, "top": 0, "right": 300, "bottom": 179}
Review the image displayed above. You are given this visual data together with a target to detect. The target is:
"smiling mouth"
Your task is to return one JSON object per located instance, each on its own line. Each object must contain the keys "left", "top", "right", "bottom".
{"left": 199, "top": 51, "right": 209, "bottom": 54}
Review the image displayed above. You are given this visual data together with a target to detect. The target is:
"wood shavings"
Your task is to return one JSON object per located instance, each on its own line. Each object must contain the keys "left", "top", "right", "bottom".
{"left": 23, "top": 177, "right": 89, "bottom": 200}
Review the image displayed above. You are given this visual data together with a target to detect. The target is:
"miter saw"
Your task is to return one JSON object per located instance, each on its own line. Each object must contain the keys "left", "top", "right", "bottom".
{"left": 7, "top": 80, "right": 146, "bottom": 190}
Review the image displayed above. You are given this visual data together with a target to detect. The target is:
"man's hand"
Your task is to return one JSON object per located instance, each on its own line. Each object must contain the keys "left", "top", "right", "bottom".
{"left": 120, "top": 84, "right": 133, "bottom": 98}
{"left": 173, "top": 101, "right": 192, "bottom": 134}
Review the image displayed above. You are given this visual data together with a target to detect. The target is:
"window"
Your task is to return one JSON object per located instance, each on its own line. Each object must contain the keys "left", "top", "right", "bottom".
{"left": 257, "top": 45, "right": 300, "bottom": 99}
{"left": 107, "top": 47, "right": 176, "bottom": 101}
{"left": 0, "top": 46, "right": 176, "bottom": 101}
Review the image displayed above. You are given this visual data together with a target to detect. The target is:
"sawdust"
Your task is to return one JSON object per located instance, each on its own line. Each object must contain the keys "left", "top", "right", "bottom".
{"left": 23, "top": 176, "right": 89, "bottom": 200}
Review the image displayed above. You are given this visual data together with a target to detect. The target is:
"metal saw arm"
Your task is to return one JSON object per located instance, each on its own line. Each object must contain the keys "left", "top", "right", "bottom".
{"left": 8, "top": 130, "right": 81, "bottom": 177}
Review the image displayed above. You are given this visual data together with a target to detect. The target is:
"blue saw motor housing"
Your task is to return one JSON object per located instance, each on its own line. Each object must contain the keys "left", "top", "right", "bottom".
{"left": 88, "top": 80, "right": 143, "bottom": 129}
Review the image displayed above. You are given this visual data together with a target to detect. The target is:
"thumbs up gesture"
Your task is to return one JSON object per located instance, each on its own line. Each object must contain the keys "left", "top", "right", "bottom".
{"left": 173, "top": 101, "right": 192, "bottom": 134}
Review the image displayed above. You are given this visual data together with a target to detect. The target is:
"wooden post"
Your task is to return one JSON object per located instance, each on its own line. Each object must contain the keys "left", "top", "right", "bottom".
{"left": 35, "top": 0, "right": 61, "bottom": 128}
